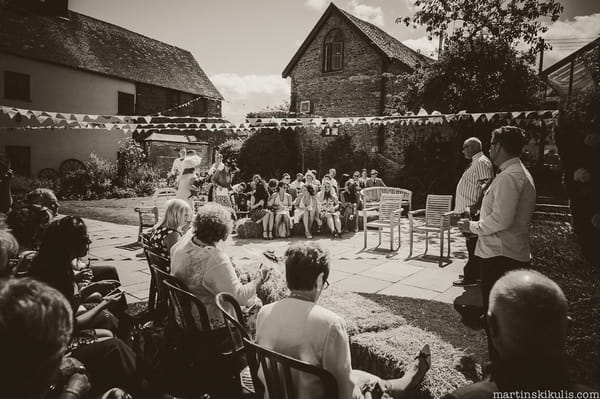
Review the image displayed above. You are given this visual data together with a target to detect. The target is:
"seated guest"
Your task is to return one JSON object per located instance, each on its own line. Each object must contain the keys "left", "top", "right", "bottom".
{"left": 268, "top": 181, "right": 293, "bottom": 238}
{"left": 350, "top": 171, "right": 361, "bottom": 186}
{"left": 340, "top": 180, "right": 359, "bottom": 233}
{"left": 29, "top": 216, "right": 124, "bottom": 333}
{"left": 0, "top": 229, "right": 19, "bottom": 277}
{"left": 321, "top": 175, "right": 338, "bottom": 195}
{"left": 248, "top": 177, "right": 274, "bottom": 240}
{"left": 328, "top": 168, "right": 339, "bottom": 191}
{"left": 267, "top": 178, "right": 279, "bottom": 196}
{"left": 366, "top": 169, "right": 386, "bottom": 187}
{"left": 293, "top": 184, "right": 319, "bottom": 239}
{"left": 0, "top": 278, "right": 91, "bottom": 399}
{"left": 305, "top": 172, "right": 320, "bottom": 191}
{"left": 171, "top": 203, "right": 268, "bottom": 329}
{"left": 6, "top": 202, "right": 53, "bottom": 251}
{"left": 26, "top": 188, "right": 60, "bottom": 217}
{"left": 317, "top": 181, "right": 342, "bottom": 238}
{"left": 147, "top": 198, "right": 192, "bottom": 261}
{"left": 230, "top": 183, "right": 249, "bottom": 215}
{"left": 281, "top": 173, "right": 297, "bottom": 200}
{"left": 446, "top": 270, "right": 598, "bottom": 399}
{"left": 256, "top": 243, "right": 430, "bottom": 399}
{"left": 358, "top": 169, "right": 369, "bottom": 189}
{"left": 290, "top": 173, "right": 305, "bottom": 192}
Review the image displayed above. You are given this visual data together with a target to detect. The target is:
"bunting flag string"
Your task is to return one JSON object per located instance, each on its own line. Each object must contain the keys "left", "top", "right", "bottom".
{"left": 0, "top": 105, "right": 559, "bottom": 133}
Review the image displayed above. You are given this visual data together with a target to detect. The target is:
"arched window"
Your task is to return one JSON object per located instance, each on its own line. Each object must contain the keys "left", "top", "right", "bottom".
{"left": 323, "top": 29, "right": 343, "bottom": 72}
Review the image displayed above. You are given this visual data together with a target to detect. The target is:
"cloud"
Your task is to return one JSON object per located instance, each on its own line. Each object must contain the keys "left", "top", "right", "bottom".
{"left": 403, "top": 0, "right": 419, "bottom": 13}
{"left": 402, "top": 36, "right": 439, "bottom": 59}
{"left": 542, "top": 13, "right": 600, "bottom": 68}
{"left": 210, "top": 74, "right": 290, "bottom": 124}
{"left": 305, "top": 0, "right": 329, "bottom": 11}
{"left": 347, "top": 0, "right": 384, "bottom": 27}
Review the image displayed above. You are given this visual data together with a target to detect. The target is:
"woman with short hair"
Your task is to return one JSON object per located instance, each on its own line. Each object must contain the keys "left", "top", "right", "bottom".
{"left": 256, "top": 243, "right": 430, "bottom": 399}
{"left": 171, "top": 202, "right": 268, "bottom": 329}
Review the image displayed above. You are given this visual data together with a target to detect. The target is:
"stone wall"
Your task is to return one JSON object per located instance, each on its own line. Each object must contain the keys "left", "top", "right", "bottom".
{"left": 289, "top": 12, "right": 384, "bottom": 117}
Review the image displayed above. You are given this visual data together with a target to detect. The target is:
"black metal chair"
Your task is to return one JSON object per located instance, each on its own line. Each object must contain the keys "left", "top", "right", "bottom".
{"left": 142, "top": 244, "right": 170, "bottom": 315}
{"left": 243, "top": 337, "right": 339, "bottom": 399}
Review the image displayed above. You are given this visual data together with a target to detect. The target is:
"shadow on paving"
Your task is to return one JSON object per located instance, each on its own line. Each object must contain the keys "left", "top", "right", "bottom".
{"left": 359, "top": 292, "right": 488, "bottom": 376}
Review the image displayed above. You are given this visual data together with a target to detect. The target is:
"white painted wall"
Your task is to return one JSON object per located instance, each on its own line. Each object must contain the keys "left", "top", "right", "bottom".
{"left": 0, "top": 53, "right": 135, "bottom": 176}
{"left": 0, "top": 53, "right": 136, "bottom": 114}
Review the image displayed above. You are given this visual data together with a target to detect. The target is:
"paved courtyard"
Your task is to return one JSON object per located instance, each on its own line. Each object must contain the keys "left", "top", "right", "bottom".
{"left": 85, "top": 218, "right": 482, "bottom": 308}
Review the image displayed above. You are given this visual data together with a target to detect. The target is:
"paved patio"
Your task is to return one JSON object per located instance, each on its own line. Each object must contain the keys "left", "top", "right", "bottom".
{"left": 85, "top": 218, "right": 483, "bottom": 308}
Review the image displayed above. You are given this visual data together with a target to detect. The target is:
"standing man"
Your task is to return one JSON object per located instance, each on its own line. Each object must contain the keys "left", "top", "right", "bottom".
{"left": 453, "top": 137, "right": 494, "bottom": 287}
{"left": 366, "top": 169, "right": 386, "bottom": 187}
{"left": 169, "top": 147, "right": 187, "bottom": 183}
{"left": 458, "top": 126, "right": 536, "bottom": 362}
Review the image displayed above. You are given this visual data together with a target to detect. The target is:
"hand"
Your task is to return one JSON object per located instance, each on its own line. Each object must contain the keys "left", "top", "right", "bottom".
{"left": 255, "top": 264, "right": 270, "bottom": 287}
{"left": 73, "top": 269, "right": 93, "bottom": 284}
{"left": 59, "top": 357, "right": 86, "bottom": 380}
{"left": 458, "top": 219, "right": 471, "bottom": 233}
{"left": 103, "top": 290, "right": 124, "bottom": 303}
{"left": 63, "top": 372, "right": 91, "bottom": 398}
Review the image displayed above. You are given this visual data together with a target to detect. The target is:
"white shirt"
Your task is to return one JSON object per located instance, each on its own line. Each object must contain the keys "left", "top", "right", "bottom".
{"left": 454, "top": 152, "right": 494, "bottom": 212}
{"left": 170, "top": 157, "right": 184, "bottom": 176}
{"left": 469, "top": 158, "right": 536, "bottom": 262}
{"left": 256, "top": 298, "right": 357, "bottom": 399}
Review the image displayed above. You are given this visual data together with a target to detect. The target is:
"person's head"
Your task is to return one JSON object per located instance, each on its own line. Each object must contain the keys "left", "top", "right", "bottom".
{"left": 181, "top": 156, "right": 202, "bottom": 174}
{"left": 352, "top": 171, "right": 360, "bottom": 180}
{"left": 178, "top": 147, "right": 187, "bottom": 159}
{"left": 322, "top": 180, "right": 333, "bottom": 193}
{"left": 187, "top": 149, "right": 196, "bottom": 156}
{"left": 252, "top": 174, "right": 262, "bottom": 184}
{"left": 39, "top": 216, "right": 89, "bottom": 262}
{"left": 328, "top": 168, "right": 336, "bottom": 178}
{"left": 322, "top": 175, "right": 332, "bottom": 183}
{"left": 0, "top": 229, "right": 19, "bottom": 277}
{"left": 26, "top": 188, "right": 59, "bottom": 217}
{"left": 193, "top": 203, "right": 233, "bottom": 245}
{"left": 0, "top": 278, "right": 73, "bottom": 399}
{"left": 233, "top": 182, "right": 246, "bottom": 193}
{"left": 267, "top": 178, "right": 279, "bottom": 193}
{"left": 295, "top": 172, "right": 304, "bottom": 182}
{"left": 462, "top": 137, "right": 483, "bottom": 160}
{"left": 361, "top": 168, "right": 367, "bottom": 177}
{"left": 370, "top": 169, "right": 379, "bottom": 178}
{"left": 6, "top": 205, "right": 53, "bottom": 250}
{"left": 305, "top": 173, "right": 315, "bottom": 184}
{"left": 285, "top": 243, "right": 330, "bottom": 300}
{"left": 158, "top": 199, "right": 192, "bottom": 232}
{"left": 346, "top": 180, "right": 357, "bottom": 194}
{"left": 281, "top": 173, "right": 291, "bottom": 185}
{"left": 488, "top": 270, "right": 568, "bottom": 361}
{"left": 277, "top": 181, "right": 287, "bottom": 193}
{"left": 490, "top": 126, "right": 527, "bottom": 167}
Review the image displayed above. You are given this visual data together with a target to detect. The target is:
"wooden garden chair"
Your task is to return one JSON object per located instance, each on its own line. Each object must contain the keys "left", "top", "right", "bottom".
{"left": 363, "top": 193, "right": 404, "bottom": 251}
{"left": 134, "top": 206, "right": 159, "bottom": 242}
{"left": 408, "top": 194, "right": 453, "bottom": 267}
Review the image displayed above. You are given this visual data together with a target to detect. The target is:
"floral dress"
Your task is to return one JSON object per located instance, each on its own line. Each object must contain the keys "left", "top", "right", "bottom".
{"left": 148, "top": 226, "right": 177, "bottom": 261}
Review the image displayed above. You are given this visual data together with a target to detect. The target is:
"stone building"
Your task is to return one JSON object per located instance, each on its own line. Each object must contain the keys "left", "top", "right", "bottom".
{"left": 0, "top": 0, "right": 222, "bottom": 177}
{"left": 282, "top": 2, "right": 431, "bottom": 117}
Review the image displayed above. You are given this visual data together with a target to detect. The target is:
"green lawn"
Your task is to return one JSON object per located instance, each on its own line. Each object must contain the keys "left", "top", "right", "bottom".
{"left": 60, "top": 197, "right": 152, "bottom": 226}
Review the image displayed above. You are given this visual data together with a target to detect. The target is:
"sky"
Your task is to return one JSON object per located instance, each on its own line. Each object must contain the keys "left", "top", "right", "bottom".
{"left": 70, "top": 0, "right": 600, "bottom": 122}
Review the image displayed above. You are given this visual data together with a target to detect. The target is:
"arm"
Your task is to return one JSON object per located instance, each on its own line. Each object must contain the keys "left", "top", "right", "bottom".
{"left": 322, "top": 318, "right": 356, "bottom": 399}
{"left": 163, "top": 231, "right": 182, "bottom": 254}
{"left": 469, "top": 173, "right": 521, "bottom": 236}
{"left": 203, "top": 255, "right": 258, "bottom": 306}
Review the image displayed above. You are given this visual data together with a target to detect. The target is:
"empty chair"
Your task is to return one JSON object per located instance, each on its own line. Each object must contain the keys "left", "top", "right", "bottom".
{"left": 243, "top": 337, "right": 339, "bottom": 399}
{"left": 363, "top": 194, "right": 405, "bottom": 251}
{"left": 408, "top": 194, "right": 453, "bottom": 267}
{"left": 134, "top": 206, "right": 159, "bottom": 242}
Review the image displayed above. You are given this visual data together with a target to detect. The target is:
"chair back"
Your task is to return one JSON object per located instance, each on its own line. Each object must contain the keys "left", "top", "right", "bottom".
{"left": 134, "top": 206, "right": 159, "bottom": 241}
{"left": 243, "top": 337, "right": 338, "bottom": 399}
{"left": 163, "top": 280, "right": 211, "bottom": 336}
{"left": 361, "top": 187, "right": 412, "bottom": 211}
{"left": 215, "top": 292, "right": 250, "bottom": 354}
{"left": 425, "top": 195, "right": 453, "bottom": 227}
{"left": 378, "top": 194, "right": 405, "bottom": 222}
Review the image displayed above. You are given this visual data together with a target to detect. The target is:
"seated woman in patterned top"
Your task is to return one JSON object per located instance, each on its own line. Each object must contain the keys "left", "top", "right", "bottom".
{"left": 147, "top": 199, "right": 192, "bottom": 260}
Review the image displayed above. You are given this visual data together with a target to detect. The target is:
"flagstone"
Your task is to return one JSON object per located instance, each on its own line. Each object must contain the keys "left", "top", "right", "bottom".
{"left": 378, "top": 283, "right": 439, "bottom": 300}
{"left": 329, "top": 259, "right": 378, "bottom": 274}
{"left": 398, "top": 268, "right": 458, "bottom": 293}
{"left": 333, "top": 275, "right": 391, "bottom": 294}
{"left": 359, "top": 261, "right": 422, "bottom": 282}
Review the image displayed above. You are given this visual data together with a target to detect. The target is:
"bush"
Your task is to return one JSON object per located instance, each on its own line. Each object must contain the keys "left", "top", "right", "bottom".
{"left": 238, "top": 128, "right": 301, "bottom": 180}
{"left": 116, "top": 139, "right": 159, "bottom": 197}
{"left": 10, "top": 175, "right": 60, "bottom": 202}
{"left": 59, "top": 152, "right": 117, "bottom": 200}
{"left": 218, "top": 138, "right": 244, "bottom": 169}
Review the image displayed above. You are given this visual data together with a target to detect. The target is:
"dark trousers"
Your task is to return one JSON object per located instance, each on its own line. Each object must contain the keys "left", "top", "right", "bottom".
{"left": 480, "top": 256, "right": 530, "bottom": 362}
{"left": 462, "top": 233, "right": 480, "bottom": 282}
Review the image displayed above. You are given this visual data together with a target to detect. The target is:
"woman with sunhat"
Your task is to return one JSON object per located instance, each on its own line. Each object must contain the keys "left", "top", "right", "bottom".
{"left": 176, "top": 155, "right": 202, "bottom": 208}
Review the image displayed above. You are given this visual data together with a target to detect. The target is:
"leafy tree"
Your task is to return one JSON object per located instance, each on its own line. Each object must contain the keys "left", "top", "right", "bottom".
{"left": 394, "top": 37, "right": 542, "bottom": 113}
{"left": 401, "top": 0, "right": 563, "bottom": 57}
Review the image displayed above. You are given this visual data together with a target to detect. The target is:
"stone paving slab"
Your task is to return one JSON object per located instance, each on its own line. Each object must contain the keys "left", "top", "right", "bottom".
{"left": 83, "top": 217, "right": 481, "bottom": 310}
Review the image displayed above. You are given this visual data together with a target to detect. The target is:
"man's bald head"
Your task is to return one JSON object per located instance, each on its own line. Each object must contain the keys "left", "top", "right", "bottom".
{"left": 462, "top": 137, "right": 482, "bottom": 159}
{"left": 489, "top": 270, "right": 568, "bottom": 359}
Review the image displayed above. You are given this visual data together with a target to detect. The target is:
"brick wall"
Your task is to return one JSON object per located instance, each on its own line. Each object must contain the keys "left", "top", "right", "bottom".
{"left": 135, "top": 82, "right": 222, "bottom": 117}
{"left": 289, "top": 13, "right": 384, "bottom": 117}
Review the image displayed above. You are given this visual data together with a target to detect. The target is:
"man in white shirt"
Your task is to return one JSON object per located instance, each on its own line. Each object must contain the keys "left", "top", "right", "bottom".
{"left": 459, "top": 126, "right": 536, "bottom": 362}
{"left": 290, "top": 173, "right": 305, "bottom": 192}
{"left": 453, "top": 138, "right": 494, "bottom": 287}
{"left": 255, "top": 243, "right": 430, "bottom": 399}
{"left": 169, "top": 147, "right": 187, "bottom": 183}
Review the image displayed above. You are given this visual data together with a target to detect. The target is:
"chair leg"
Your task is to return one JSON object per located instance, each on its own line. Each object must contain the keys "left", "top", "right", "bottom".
{"left": 424, "top": 232, "right": 429, "bottom": 255}
{"left": 363, "top": 211, "right": 367, "bottom": 248}
{"left": 447, "top": 228, "right": 451, "bottom": 257}
{"left": 377, "top": 228, "right": 382, "bottom": 248}
{"left": 409, "top": 229, "right": 413, "bottom": 257}
{"left": 439, "top": 229, "right": 444, "bottom": 267}
{"left": 390, "top": 226, "right": 394, "bottom": 251}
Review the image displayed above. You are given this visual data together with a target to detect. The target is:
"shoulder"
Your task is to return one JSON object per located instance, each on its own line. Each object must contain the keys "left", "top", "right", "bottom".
{"left": 445, "top": 380, "right": 498, "bottom": 399}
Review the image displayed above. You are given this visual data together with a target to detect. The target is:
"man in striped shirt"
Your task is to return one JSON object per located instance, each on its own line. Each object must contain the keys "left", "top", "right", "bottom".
{"left": 453, "top": 137, "right": 494, "bottom": 287}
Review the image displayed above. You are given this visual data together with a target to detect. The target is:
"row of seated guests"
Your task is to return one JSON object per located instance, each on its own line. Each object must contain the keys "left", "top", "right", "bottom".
{"left": 0, "top": 188, "right": 138, "bottom": 397}
{"left": 235, "top": 169, "right": 378, "bottom": 239}
{"left": 159, "top": 202, "right": 596, "bottom": 398}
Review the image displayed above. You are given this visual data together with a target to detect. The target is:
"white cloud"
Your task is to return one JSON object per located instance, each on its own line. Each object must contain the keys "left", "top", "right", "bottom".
{"left": 305, "top": 0, "right": 329, "bottom": 11}
{"left": 542, "top": 13, "right": 600, "bottom": 68}
{"left": 210, "top": 74, "right": 291, "bottom": 124}
{"left": 347, "top": 0, "right": 384, "bottom": 27}
{"left": 403, "top": 0, "right": 419, "bottom": 13}
{"left": 402, "top": 36, "right": 439, "bottom": 59}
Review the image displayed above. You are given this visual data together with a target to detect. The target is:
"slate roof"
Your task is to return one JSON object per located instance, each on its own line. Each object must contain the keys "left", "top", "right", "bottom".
{"left": 0, "top": 6, "right": 223, "bottom": 100}
{"left": 283, "top": 3, "right": 432, "bottom": 77}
